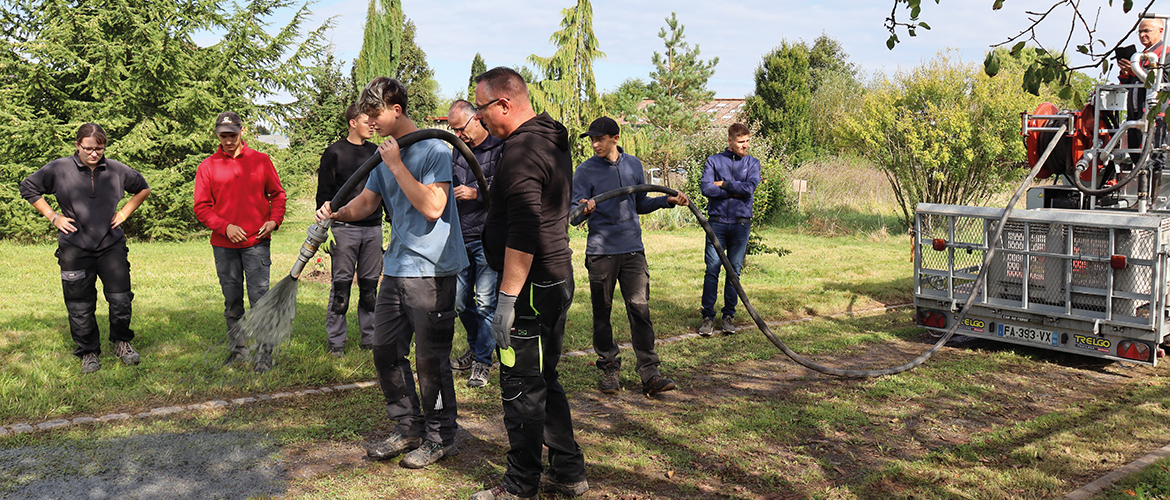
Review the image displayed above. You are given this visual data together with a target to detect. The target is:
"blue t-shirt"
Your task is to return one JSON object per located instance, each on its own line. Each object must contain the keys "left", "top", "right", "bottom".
{"left": 365, "top": 138, "right": 468, "bottom": 277}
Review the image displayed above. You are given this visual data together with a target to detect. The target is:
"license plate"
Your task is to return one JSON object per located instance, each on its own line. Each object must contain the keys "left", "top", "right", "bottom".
{"left": 997, "top": 323, "right": 1059, "bottom": 346}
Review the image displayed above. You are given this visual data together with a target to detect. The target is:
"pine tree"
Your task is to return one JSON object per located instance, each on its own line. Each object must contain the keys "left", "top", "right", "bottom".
{"left": 468, "top": 53, "right": 486, "bottom": 101}
{"left": 353, "top": 0, "right": 403, "bottom": 87}
{"left": 645, "top": 12, "right": 718, "bottom": 133}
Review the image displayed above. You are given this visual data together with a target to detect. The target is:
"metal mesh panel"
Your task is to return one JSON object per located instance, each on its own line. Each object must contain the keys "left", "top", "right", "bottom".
{"left": 952, "top": 216, "right": 985, "bottom": 271}
{"left": 1071, "top": 292, "right": 1107, "bottom": 313}
{"left": 989, "top": 220, "right": 1026, "bottom": 302}
{"left": 1071, "top": 226, "right": 1109, "bottom": 289}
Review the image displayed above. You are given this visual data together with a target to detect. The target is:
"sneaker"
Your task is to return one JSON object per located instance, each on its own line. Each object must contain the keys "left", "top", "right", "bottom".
{"left": 401, "top": 440, "right": 457, "bottom": 469}
{"left": 113, "top": 341, "right": 140, "bottom": 366}
{"left": 254, "top": 346, "right": 273, "bottom": 373}
{"left": 540, "top": 472, "right": 590, "bottom": 496}
{"left": 698, "top": 318, "right": 715, "bottom": 337}
{"left": 329, "top": 347, "right": 344, "bottom": 358}
{"left": 80, "top": 352, "right": 100, "bottom": 374}
{"left": 359, "top": 343, "right": 374, "bottom": 351}
{"left": 642, "top": 375, "right": 677, "bottom": 396}
{"left": 451, "top": 350, "right": 475, "bottom": 371}
{"left": 364, "top": 433, "right": 422, "bottom": 460}
{"left": 599, "top": 364, "right": 620, "bottom": 394}
{"left": 468, "top": 361, "right": 491, "bottom": 388}
{"left": 223, "top": 350, "right": 247, "bottom": 366}
{"left": 469, "top": 485, "right": 534, "bottom": 500}
{"left": 721, "top": 316, "right": 737, "bottom": 335}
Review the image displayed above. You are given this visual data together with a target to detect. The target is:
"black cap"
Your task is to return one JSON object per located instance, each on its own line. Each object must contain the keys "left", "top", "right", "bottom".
{"left": 214, "top": 111, "right": 243, "bottom": 135}
{"left": 579, "top": 116, "right": 620, "bottom": 138}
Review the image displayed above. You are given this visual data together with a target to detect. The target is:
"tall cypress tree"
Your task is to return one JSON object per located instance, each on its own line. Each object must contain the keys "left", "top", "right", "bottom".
{"left": 527, "top": 0, "right": 604, "bottom": 141}
{"left": 468, "top": 53, "right": 486, "bottom": 101}
{"left": 353, "top": 0, "right": 403, "bottom": 87}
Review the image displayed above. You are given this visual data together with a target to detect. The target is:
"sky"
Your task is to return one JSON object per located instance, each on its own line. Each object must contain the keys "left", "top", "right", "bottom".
{"left": 204, "top": 0, "right": 1153, "bottom": 101}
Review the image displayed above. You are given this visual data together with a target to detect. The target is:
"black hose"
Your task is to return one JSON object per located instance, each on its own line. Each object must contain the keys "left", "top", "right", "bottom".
{"left": 330, "top": 128, "right": 488, "bottom": 211}
{"left": 572, "top": 126, "right": 1066, "bottom": 377}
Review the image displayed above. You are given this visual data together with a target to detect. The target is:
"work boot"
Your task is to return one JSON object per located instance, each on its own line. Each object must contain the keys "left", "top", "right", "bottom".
{"left": 329, "top": 347, "right": 344, "bottom": 358}
{"left": 642, "top": 375, "right": 677, "bottom": 396}
{"left": 468, "top": 361, "right": 491, "bottom": 388}
{"left": 113, "top": 341, "right": 140, "bottom": 366}
{"left": 469, "top": 485, "right": 534, "bottom": 500}
{"left": 400, "top": 440, "right": 457, "bottom": 469}
{"left": 721, "top": 316, "right": 737, "bottom": 335}
{"left": 698, "top": 318, "right": 715, "bottom": 337}
{"left": 599, "top": 361, "right": 621, "bottom": 394}
{"left": 254, "top": 344, "right": 273, "bottom": 373}
{"left": 540, "top": 472, "right": 590, "bottom": 497}
{"left": 364, "top": 433, "right": 422, "bottom": 460}
{"left": 451, "top": 349, "right": 474, "bottom": 371}
{"left": 80, "top": 352, "right": 100, "bottom": 374}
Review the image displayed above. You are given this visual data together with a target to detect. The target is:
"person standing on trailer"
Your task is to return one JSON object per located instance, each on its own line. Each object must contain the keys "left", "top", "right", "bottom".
{"left": 446, "top": 99, "right": 504, "bottom": 388}
{"left": 571, "top": 116, "right": 687, "bottom": 396}
{"left": 194, "top": 111, "right": 287, "bottom": 373}
{"left": 316, "top": 77, "right": 467, "bottom": 469}
{"left": 697, "top": 123, "right": 760, "bottom": 337}
{"left": 20, "top": 123, "right": 150, "bottom": 374}
{"left": 316, "top": 104, "right": 382, "bottom": 357}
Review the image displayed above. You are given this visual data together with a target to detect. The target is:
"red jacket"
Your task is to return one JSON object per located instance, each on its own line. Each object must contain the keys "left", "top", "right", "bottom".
{"left": 194, "top": 141, "right": 287, "bottom": 248}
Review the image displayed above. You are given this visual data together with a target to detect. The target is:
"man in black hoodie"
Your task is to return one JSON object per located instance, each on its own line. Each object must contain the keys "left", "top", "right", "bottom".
{"left": 468, "top": 67, "right": 588, "bottom": 500}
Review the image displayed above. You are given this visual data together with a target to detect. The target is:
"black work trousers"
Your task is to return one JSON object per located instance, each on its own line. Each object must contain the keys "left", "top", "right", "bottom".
{"left": 585, "top": 251, "right": 661, "bottom": 383}
{"left": 57, "top": 240, "right": 134, "bottom": 357}
{"left": 372, "top": 275, "right": 459, "bottom": 447}
{"left": 500, "top": 277, "right": 587, "bottom": 497}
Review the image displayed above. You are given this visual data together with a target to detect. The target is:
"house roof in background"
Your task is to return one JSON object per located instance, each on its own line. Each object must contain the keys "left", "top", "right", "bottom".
{"left": 614, "top": 97, "right": 746, "bottom": 128}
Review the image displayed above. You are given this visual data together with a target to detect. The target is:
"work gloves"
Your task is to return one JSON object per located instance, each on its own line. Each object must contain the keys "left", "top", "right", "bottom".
{"left": 492, "top": 291, "right": 517, "bottom": 366}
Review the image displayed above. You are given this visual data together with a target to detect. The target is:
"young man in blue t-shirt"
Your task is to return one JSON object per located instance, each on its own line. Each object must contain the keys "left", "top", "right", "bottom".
{"left": 316, "top": 77, "right": 468, "bottom": 470}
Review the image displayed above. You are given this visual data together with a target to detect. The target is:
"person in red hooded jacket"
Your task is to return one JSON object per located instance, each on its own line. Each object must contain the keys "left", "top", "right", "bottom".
{"left": 193, "top": 111, "right": 287, "bottom": 372}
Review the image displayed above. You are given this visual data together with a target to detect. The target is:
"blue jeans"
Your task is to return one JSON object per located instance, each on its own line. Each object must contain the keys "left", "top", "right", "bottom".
{"left": 701, "top": 221, "right": 750, "bottom": 320}
{"left": 455, "top": 238, "right": 499, "bottom": 364}
{"left": 212, "top": 240, "right": 271, "bottom": 351}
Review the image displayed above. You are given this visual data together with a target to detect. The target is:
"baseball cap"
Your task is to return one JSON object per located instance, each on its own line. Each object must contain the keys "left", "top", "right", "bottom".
{"left": 214, "top": 111, "right": 243, "bottom": 135}
{"left": 579, "top": 116, "right": 620, "bottom": 138}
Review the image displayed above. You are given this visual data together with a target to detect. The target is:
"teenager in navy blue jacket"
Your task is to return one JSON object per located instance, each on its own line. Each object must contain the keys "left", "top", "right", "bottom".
{"left": 698, "top": 123, "right": 760, "bottom": 336}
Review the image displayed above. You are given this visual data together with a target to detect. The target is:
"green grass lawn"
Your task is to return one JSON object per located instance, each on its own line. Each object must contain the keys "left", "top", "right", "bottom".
{"left": 4, "top": 195, "right": 1170, "bottom": 499}
{"left": 0, "top": 199, "right": 911, "bottom": 425}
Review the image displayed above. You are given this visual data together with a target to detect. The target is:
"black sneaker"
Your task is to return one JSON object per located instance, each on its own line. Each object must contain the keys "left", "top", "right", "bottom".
{"left": 721, "top": 316, "right": 737, "bottom": 335}
{"left": 80, "top": 352, "right": 100, "bottom": 374}
{"left": 329, "top": 347, "right": 344, "bottom": 358}
{"left": 540, "top": 472, "right": 590, "bottom": 496}
{"left": 254, "top": 346, "right": 273, "bottom": 373}
{"left": 113, "top": 341, "right": 140, "bottom": 366}
{"left": 400, "top": 440, "right": 457, "bottom": 469}
{"left": 642, "top": 375, "right": 677, "bottom": 396}
{"left": 468, "top": 361, "right": 491, "bottom": 388}
{"left": 223, "top": 349, "right": 248, "bottom": 367}
{"left": 359, "top": 343, "right": 374, "bottom": 351}
{"left": 698, "top": 318, "right": 715, "bottom": 337}
{"left": 599, "top": 363, "right": 620, "bottom": 394}
{"left": 364, "top": 433, "right": 422, "bottom": 460}
{"left": 451, "top": 350, "right": 474, "bottom": 371}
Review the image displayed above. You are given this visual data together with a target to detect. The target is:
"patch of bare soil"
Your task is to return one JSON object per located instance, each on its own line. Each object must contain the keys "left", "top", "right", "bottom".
{"left": 280, "top": 331, "right": 1167, "bottom": 499}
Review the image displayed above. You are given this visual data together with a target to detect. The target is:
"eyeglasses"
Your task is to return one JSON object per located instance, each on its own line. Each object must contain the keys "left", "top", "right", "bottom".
{"left": 1140, "top": 28, "right": 1159, "bottom": 34}
{"left": 79, "top": 146, "right": 105, "bottom": 154}
{"left": 474, "top": 97, "right": 505, "bottom": 113}
{"left": 451, "top": 115, "right": 476, "bottom": 133}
